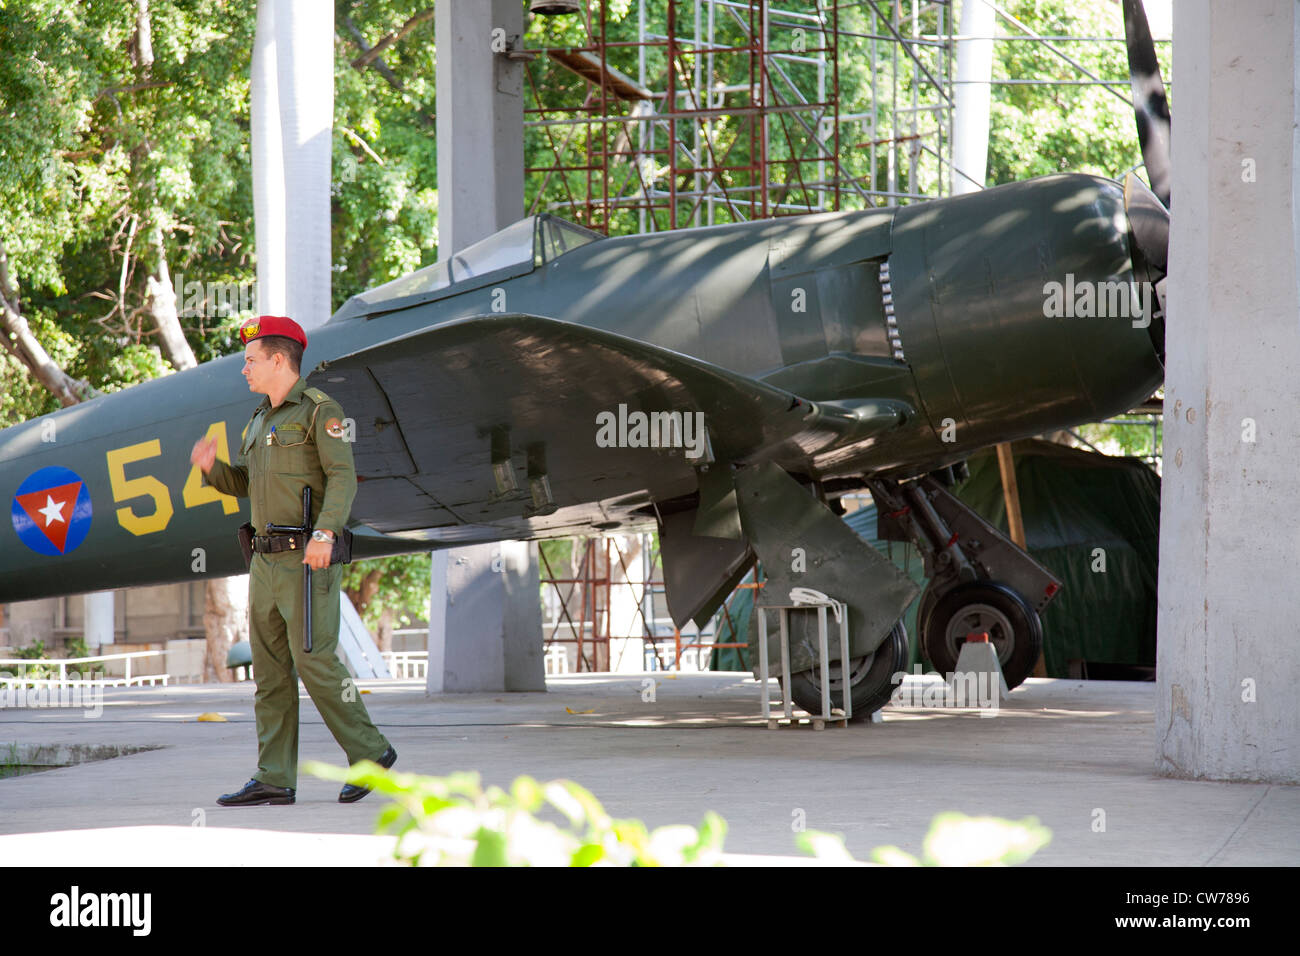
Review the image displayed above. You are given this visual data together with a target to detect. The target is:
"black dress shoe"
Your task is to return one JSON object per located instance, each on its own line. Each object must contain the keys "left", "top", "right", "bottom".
{"left": 217, "top": 778, "right": 295, "bottom": 807}
{"left": 339, "top": 745, "right": 397, "bottom": 803}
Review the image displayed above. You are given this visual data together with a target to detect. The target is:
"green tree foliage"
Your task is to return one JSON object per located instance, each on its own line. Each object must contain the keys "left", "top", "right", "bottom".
{"left": 341, "top": 551, "right": 430, "bottom": 631}
{"left": 0, "top": 0, "right": 1170, "bottom": 398}
{"left": 1076, "top": 413, "right": 1162, "bottom": 463}
{"left": 0, "top": 0, "right": 258, "bottom": 423}
{"left": 332, "top": 0, "right": 440, "bottom": 308}
{"left": 986, "top": 0, "right": 1172, "bottom": 187}
{"left": 306, "top": 760, "right": 1052, "bottom": 866}
{"left": 0, "top": 0, "right": 446, "bottom": 421}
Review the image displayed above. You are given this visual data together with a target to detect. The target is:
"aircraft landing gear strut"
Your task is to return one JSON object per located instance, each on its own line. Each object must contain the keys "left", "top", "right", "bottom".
{"left": 866, "top": 473, "right": 1062, "bottom": 690}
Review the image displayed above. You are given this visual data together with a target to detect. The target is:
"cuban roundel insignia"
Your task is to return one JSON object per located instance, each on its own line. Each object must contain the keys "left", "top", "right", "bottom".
{"left": 11, "top": 465, "right": 93, "bottom": 556}
{"left": 325, "top": 417, "right": 345, "bottom": 439}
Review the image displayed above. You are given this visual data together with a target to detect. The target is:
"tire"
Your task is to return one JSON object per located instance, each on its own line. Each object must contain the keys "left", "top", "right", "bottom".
{"left": 920, "top": 581, "right": 1042, "bottom": 690}
{"left": 786, "top": 620, "right": 910, "bottom": 720}
{"left": 916, "top": 583, "right": 942, "bottom": 644}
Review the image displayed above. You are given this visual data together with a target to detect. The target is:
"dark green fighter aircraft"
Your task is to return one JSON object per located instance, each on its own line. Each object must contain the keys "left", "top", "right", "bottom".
{"left": 0, "top": 1, "right": 1170, "bottom": 716}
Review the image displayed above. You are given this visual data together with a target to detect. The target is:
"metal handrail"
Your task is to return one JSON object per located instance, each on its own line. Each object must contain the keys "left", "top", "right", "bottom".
{"left": 380, "top": 650, "right": 428, "bottom": 680}
{"left": 0, "top": 650, "right": 169, "bottom": 688}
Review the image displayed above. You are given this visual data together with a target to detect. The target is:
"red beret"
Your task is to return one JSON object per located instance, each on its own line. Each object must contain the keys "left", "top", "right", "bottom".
{"left": 239, "top": 314, "right": 307, "bottom": 348}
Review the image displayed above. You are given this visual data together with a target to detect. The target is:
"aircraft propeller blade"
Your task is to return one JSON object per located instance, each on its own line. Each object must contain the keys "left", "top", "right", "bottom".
{"left": 1122, "top": 0, "right": 1172, "bottom": 209}
{"left": 1124, "top": 171, "right": 1169, "bottom": 276}
{"left": 1124, "top": 172, "right": 1169, "bottom": 363}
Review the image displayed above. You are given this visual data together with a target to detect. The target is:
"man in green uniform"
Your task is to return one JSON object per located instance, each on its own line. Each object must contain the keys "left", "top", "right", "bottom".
{"left": 190, "top": 314, "right": 395, "bottom": 805}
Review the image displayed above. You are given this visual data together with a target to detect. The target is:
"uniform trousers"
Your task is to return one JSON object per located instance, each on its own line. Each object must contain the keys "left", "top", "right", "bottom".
{"left": 247, "top": 550, "right": 390, "bottom": 788}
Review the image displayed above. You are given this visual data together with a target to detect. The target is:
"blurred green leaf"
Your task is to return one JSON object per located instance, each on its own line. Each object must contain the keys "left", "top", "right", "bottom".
{"left": 470, "top": 827, "right": 510, "bottom": 868}
{"left": 570, "top": 843, "right": 604, "bottom": 867}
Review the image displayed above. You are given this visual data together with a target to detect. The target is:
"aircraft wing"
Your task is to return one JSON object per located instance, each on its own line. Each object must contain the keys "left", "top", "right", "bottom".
{"left": 306, "top": 313, "right": 912, "bottom": 536}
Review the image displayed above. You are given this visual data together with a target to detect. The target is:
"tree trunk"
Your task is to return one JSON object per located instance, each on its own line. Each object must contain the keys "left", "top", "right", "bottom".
{"left": 0, "top": 239, "right": 98, "bottom": 406}
{"left": 203, "top": 577, "right": 248, "bottom": 682}
{"left": 131, "top": 0, "right": 154, "bottom": 73}
{"left": 377, "top": 606, "right": 394, "bottom": 653}
{"left": 145, "top": 226, "right": 194, "bottom": 372}
{"left": 344, "top": 568, "right": 383, "bottom": 622}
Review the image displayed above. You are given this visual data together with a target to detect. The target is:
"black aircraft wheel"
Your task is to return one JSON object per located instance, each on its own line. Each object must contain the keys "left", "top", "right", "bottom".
{"left": 786, "top": 620, "right": 909, "bottom": 721}
{"left": 916, "top": 584, "right": 942, "bottom": 642}
{"left": 920, "top": 582, "right": 1042, "bottom": 691}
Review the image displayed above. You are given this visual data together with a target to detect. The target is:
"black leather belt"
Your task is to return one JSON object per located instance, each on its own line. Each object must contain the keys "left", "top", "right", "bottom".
{"left": 253, "top": 533, "right": 306, "bottom": 553}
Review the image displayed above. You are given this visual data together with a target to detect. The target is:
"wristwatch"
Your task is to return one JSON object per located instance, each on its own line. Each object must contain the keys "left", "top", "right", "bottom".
{"left": 311, "top": 529, "right": 335, "bottom": 544}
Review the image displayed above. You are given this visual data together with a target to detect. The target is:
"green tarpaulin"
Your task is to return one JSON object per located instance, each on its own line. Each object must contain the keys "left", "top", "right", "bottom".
{"left": 949, "top": 440, "right": 1159, "bottom": 676}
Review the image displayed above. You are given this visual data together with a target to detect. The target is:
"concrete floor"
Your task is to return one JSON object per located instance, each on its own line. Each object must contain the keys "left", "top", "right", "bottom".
{"left": 0, "top": 673, "right": 1295, "bottom": 865}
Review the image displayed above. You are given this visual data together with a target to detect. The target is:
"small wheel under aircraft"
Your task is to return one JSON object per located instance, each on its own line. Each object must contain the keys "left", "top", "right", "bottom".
{"left": 786, "top": 620, "right": 910, "bottom": 721}
{"left": 920, "top": 581, "right": 1042, "bottom": 691}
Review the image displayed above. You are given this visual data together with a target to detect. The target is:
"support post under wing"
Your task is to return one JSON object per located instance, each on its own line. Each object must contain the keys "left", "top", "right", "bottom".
{"left": 659, "top": 504, "right": 754, "bottom": 629}
{"left": 657, "top": 461, "right": 919, "bottom": 674}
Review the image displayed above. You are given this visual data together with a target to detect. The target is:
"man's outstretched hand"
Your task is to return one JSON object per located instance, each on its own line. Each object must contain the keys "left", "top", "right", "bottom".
{"left": 191, "top": 435, "right": 217, "bottom": 473}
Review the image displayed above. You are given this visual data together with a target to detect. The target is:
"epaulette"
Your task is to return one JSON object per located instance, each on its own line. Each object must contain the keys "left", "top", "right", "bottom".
{"left": 302, "top": 387, "right": 330, "bottom": 405}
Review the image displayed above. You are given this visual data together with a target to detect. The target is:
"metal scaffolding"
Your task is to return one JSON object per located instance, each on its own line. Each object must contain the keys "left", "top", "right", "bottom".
{"left": 538, "top": 534, "right": 677, "bottom": 673}
{"left": 537, "top": 532, "right": 753, "bottom": 673}
{"left": 524, "top": 0, "right": 958, "bottom": 235}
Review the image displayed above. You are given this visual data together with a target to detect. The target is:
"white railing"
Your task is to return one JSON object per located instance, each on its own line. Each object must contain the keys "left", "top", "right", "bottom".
{"left": 647, "top": 645, "right": 713, "bottom": 672}
{"left": 0, "top": 651, "right": 169, "bottom": 688}
{"left": 381, "top": 651, "right": 427, "bottom": 680}
{"left": 544, "top": 644, "right": 569, "bottom": 675}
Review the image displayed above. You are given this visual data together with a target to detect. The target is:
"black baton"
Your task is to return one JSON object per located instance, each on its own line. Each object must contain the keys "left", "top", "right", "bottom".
{"left": 266, "top": 486, "right": 314, "bottom": 652}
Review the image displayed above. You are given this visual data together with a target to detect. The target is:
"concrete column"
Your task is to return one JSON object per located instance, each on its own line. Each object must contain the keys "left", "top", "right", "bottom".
{"left": 251, "top": 0, "right": 334, "bottom": 327}
{"left": 951, "top": 0, "right": 995, "bottom": 195}
{"left": 426, "top": 0, "right": 544, "bottom": 695}
{"left": 1156, "top": 0, "right": 1300, "bottom": 783}
{"left": 83, "top": 591, "right": 114, "bottom": 649}
{"left": 427, "top": 542, "right": 544, "bottom": 692}
{"left": 434, "top": 0, "right": 525, "bottom": 250}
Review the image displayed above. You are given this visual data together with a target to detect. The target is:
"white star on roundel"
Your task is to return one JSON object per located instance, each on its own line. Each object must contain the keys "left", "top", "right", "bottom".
{"left": 38, "top": 495, "right": 66, "bottom": 527}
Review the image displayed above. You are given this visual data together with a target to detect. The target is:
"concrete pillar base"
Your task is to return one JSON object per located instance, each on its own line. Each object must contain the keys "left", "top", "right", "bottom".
{"left": 427, "top": 542, "right": 545, "bottom": 694}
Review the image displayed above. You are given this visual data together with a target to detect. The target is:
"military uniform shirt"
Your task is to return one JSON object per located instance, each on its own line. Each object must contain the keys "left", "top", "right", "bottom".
{"left": 205, "top": 377, "right": 356, "bottom": 537}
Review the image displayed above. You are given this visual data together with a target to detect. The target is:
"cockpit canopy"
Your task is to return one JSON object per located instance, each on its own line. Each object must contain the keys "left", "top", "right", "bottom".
{"left": 332, "top": 214, "right": 603, "bottom": 321}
